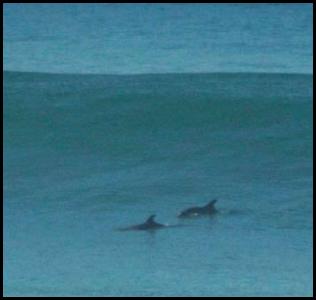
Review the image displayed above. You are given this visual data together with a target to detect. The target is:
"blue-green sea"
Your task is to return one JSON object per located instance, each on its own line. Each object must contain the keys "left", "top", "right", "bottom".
{"left": 3, "top": 4, "right": 313, "bottom": 297}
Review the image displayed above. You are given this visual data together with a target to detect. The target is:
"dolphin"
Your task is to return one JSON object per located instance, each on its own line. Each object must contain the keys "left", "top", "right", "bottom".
{"left": 178, "top": 199, "right": 218, "bottom": 218}
{"left": 118, "top": 214, "right": 166, "bottom": 231}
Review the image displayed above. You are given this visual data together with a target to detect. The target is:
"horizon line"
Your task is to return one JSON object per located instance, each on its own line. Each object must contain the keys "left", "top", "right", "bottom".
{"left": 3, "top": 70, "right": 313, "bottom": 77}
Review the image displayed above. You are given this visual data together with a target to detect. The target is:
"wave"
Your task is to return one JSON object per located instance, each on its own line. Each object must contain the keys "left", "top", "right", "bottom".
{"left": 4, "top": 71, "right": 312, "bottom": 150}
{"left": 4, "top": 69, "right": 313, "bottom": 229}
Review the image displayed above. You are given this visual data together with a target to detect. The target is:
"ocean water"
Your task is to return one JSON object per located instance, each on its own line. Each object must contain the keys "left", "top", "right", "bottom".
{"left": 4, "top": 3, "right": 313, "bottom": 74}
{"left": 3, "top": 4, "right": 313, "bottom": 297}
{"left": 4, "top": 71, "right": 313, "bottom": 296}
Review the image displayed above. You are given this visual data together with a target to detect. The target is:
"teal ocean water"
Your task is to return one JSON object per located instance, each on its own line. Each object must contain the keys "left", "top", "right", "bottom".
{"left": 4, "top": 72, "right": 313, "bottom": 296}
{"left": 3, "top": 4, "right": 313, "bottom": 297}
{"left": 4, "top": 4, "right": 313, "bottom": 74}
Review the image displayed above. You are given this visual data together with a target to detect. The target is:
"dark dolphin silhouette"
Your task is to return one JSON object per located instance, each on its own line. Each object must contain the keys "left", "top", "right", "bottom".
{"left": 118, "top": 214, "right": 166, "bottom": 231}
{"left": 178, "top": 199, "right": 218, "bottom": 218}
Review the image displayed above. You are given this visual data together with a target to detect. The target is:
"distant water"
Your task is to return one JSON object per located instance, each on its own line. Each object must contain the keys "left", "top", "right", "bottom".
{"left": 4, "top": 71, "right": 313, "bottom": 296}
{"left": 3, "top": 3, "right": 313, "bottom": 297}
{"left": 4, "top": 3, "right": 313, "bottom": 74}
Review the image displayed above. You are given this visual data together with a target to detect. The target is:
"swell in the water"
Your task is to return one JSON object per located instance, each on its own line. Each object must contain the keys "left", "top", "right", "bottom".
{"left": 4, "top": 71, "right": 313, "bottom": 296}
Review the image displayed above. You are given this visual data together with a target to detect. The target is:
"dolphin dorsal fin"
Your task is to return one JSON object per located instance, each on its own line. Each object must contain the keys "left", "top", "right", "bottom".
{"left": 146, "top": 215, "right": 156, "bottom": 223}
{"left": 206, "top": 199, "right": 217, "bottom": 207}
